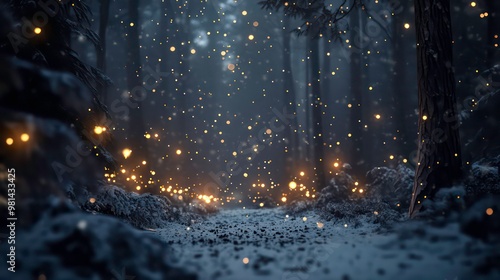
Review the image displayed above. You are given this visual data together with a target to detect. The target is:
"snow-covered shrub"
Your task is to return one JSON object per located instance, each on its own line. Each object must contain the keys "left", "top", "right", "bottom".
{"left": 83, "top": 186, "right": 216, "bottom": 228}
{"left": 418, "top": 186, "right": 467, "bottom": 220}
{"left": 365, "top": 164, "right": 414, "bottom": 209}
{"left": 0, "top": 200, "right": 195, "bottom": 280}
{"left": 465, "top": 156, "right": 500, "bottom": 200}
{"left": 314, "top": 165, "right": 412, "bottom": 226}
{"left": 285, "top": 199, "right": 314, "bottom": 214}
{"left": 316, "top": 171, "right": 355, "bottom": 206}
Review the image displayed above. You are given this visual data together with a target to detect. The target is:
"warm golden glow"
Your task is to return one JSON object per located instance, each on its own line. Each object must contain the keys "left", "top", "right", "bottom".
{"left": 6, "top": 138, "right": 14, "bottom": 145}
{"left": 242, "top": 257, "right": 249, "bottom": 264}
{"left": 94, "top": 126, "right": 105, "bottom": 135}
{"left": 486, "top": 208, "right": 494, "bottom": 216}
{"left": 34, "top": 27, "right": 42, "bottom": 34}
{"left": 248, "top": 34, "right": 255, "bottom": 40}
{"left": 20, "top": 133, "right": 30, "bottom": 142}
{"left": 122, "top": 148, "right": 132, "bottom": 159}
{"left": 281, "top": 197, "right": 287, "bottom": 202}
{"left": 404, "top": 23, "right": 410, "bottom": 29}
{"left": 176, "top": 149, "right": 182, "bottom": 155}
{"left": 288, "top": 181, "right": 297, "bottom": 189}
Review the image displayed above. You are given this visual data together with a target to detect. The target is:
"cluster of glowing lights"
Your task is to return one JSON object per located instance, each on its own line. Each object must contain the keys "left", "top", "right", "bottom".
{"left": 94, "top": 126, "right": 106, "bottom": 135}
{"left": 198, "top": 194, "right": 216, "bottom": 204}
{"left": 5, "top": 133, "right": 30, "bottom": 145}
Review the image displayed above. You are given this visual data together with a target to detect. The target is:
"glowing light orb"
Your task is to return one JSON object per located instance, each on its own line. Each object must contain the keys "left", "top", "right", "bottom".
{"left": 6, "top": 138, "right": 13, "bottom": 145}
{"left": 34, "top": 27, "right": 42, "bottom": 34}
{"left": 248, "top": 34, "right": 255, "bottom": 40}
{"left": 94, "top": 126, "right": 104, "bottom": 135}
{"left": 281, "top": 197, "right": 287, "bottom": 202}
{"left": 289, "top": 181, "right": 297, "bottom": 189}
{"left": 122, "top": 148, "right": 132, "bottom": 159}
{"left": 404, "top": 23, "right": 410, "bottom": 29}
{"left": 486, "top": 208, "right": 494, "bottom": 216}
{"left": 299, "top": 171, "right": 305, "bottom": 176}
{"left": 20, "top": 133, "right": 30, "bottom": 142}
{"left": 242, "top": 257, "right": 249, "bottom": 264}
{"left": 176, "top": 149, "right": 182, "bottom": 155}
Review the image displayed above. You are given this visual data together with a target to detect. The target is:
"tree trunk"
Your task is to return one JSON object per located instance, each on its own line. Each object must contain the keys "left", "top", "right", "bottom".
{"left": 409, "top": 0, "right": 462, "bottom": 217}
{"left": 126, "top": 0, "right": 150, "bottom": 166}
{"left": 283, "top": 14, "right": 299, "bottom": 178}
{"left": 349, "top": 5, "right": 364, "bottom": 171}
{"left": 96, "top": 0, "right": 110, "bottom": 103}
{"left": 392, "top": 1, "right": 410, "bottom": 157}
{"left": 309, "top": 35, "right": 326, "bottom": 189}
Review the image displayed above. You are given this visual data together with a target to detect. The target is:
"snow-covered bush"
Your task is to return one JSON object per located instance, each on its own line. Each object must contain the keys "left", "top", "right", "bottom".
{"left": 465, "top": 156, "right": 500, "bottom": 200}
{"left": 312, "top": 165, "right": 412, "bottom": 226}
{"left": 83, "top": 186, "right": 216, "bottom": 228}
{"left": 0, "top": 200, "right": 195, "bottom": 280}
{"left": 315, "top": 171, "right": 356, "bottom": 206}
{"left": 365, "top": 165, "right": 414, "bottom": 209}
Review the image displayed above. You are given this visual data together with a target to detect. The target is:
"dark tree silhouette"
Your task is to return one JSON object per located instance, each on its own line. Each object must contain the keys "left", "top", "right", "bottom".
{"left": 391, "top": 0, "right": 411, "bottom": 156}
{"left": 126, "top": 0, "right": 150, "bottom": 171}
{"left": 96, "top": 0, "right": 111, "bottom": 103}
{"left": 408, "top": 0, "right": 462, "bottom": 217}
{"left": 309, "top": 33, "right": 326, "bottom": 188}
{"left": 349, "top": 3, "right": 364, "bottom": 171}
{"left": 282, "top": 13, "right": 300, "bottom": 177}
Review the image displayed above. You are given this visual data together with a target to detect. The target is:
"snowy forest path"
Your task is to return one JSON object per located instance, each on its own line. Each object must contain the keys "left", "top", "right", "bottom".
{"left": 155, "top": 208, "right": 486, "bottom": 280}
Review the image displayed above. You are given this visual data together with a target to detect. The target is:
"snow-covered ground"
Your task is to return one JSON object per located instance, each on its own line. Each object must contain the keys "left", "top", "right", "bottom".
{"left": 156, "top": 208, "right": 498, "bottom": 280}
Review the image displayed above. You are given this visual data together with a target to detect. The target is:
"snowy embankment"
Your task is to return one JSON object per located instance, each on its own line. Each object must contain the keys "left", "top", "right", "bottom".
{"left": 157, "top": 208, "right": 498, "bottom": 280}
